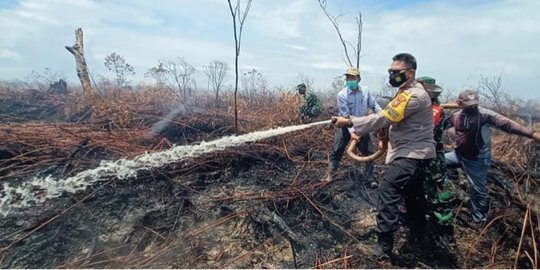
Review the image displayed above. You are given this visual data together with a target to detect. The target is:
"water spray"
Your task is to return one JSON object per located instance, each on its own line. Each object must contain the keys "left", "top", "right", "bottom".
{"left": 0, "top": 120, "right": 332, "bottom": 216}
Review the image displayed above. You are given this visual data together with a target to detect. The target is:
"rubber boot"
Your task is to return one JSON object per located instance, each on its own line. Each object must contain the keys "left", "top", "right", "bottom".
{"left": 434, "top": 223, "right": 455, "bottom": 246}
{"left": 376, "top": 232, "right": 393, "bottom": 259}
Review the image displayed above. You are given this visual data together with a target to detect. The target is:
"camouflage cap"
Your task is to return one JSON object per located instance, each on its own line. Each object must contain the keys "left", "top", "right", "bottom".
{"left": 344, "top": 67, "right": 360, "bottom": 77}
{"left": 458, "top": 89, "right": 479, "bottom": 106}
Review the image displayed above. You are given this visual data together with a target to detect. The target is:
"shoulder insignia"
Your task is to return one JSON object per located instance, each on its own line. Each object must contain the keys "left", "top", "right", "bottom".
{"left": 382, "top": 92, "right": 412, "bottom": 123}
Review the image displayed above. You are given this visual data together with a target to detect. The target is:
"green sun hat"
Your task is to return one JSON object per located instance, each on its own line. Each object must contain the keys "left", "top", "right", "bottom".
{"left": 418, "top": 76, "right": 442, "bottom": 99}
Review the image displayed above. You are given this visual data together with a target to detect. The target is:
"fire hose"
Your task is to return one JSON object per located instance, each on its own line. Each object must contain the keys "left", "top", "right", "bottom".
{"left": 341, "top": 102, "right": 460, "bottom": 162}
{"left": 346, "top": 129, "right": 388, "bottom": 162}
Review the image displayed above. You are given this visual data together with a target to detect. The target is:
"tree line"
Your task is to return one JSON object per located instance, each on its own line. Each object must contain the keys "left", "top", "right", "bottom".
{"left": 2, "top": 0, "right": 535, "bottom": 127}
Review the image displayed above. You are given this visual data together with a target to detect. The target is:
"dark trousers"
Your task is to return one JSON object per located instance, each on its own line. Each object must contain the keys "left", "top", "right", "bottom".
{"left": 329, "top": 127, "right": 374, "bottom": 181}
{"left": 376, "top": 157, "right": 431, "bottom": 236}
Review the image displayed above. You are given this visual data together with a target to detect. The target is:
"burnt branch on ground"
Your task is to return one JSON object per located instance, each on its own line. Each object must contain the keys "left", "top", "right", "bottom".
{"left": 0, "top": 88, "right": 538, "bottom": 269}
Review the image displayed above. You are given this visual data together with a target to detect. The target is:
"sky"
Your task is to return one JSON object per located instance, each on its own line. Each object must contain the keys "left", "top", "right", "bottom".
{"left": 0, "top": 0, "right": 539, "bottom": 100}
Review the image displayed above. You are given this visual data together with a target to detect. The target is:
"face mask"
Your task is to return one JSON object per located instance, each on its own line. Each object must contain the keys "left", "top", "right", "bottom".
{"left": 346, "top": 80, "right": 358, "bottom": 90}
{"left": 463, "top": 107, "right": 479, "bottom": 115}
{"left": 389, "top": 72, "right": 408, "bottom": 87}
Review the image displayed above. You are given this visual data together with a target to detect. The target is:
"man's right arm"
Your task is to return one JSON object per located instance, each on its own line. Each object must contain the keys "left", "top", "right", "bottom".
{"left": 351, "top": 112, "right": 390, "bottom": 135}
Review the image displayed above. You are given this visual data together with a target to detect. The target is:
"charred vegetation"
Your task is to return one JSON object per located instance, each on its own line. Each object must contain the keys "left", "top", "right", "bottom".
{"left": 0, "top": 86, "right": 538, "bottom": 269}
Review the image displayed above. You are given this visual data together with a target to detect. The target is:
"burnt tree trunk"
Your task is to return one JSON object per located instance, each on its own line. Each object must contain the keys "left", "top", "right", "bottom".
{"left": 65, "top": 28, "right": 96, "bottom": 100}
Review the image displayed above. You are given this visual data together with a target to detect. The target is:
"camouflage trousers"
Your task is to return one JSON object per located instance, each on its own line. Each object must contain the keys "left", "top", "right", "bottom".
{"left": 423, "top": 151, "right": 455, "bottom": 242}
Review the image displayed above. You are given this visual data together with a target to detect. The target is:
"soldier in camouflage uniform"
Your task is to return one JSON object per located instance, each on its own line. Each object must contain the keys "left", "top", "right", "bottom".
{"left": 297, "top": 83, "right": 323, "bottom": 124}
{"left": 417, "top": 76, "right": 455, "bottom": 244}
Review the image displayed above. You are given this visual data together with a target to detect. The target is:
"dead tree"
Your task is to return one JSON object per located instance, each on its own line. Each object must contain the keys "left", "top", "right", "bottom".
{"left": 161, "top": 57, "right": 196, "bottom": 100}
{"left": 440, "top": 87, "right": 457, "bottom": 103}
{"left": 317, "top": 0, "right": 362, "bottom": 68}
{"left": 203, "top": 60, "right": 229, "bottom": 108}
{"left": 65, "top": 28, "right": 97, "bottom": 101}
{"left": 228, "top": 0, "right": 253, "bottom": 130}
{"left": 104, "top": 52, "right": 135, "bottom": 89}
{"left": 478, "top": 75, "right": 508, "bottom": 114}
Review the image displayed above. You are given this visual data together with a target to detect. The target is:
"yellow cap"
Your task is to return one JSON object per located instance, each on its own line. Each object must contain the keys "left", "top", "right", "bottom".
{"left": 344, "top": 67, "right": 360, "bottom": 77}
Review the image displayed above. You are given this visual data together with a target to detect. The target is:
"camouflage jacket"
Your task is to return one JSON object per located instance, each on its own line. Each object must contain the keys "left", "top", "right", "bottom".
{"left": 299, "top": 91, "right": 323, "bottom": 118}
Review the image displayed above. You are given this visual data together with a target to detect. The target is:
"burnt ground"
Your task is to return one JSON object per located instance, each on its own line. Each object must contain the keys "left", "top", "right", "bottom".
{"left": 0, "top": 91, "right": 539, "bottom": 269}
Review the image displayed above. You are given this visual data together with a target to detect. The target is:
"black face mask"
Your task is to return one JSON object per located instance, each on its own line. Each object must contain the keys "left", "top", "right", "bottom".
{"left": 389, "top": 72, "right": 408, "bottom": 87}
{"left": 463, "top": 107, "right": 479, "bottom": 115}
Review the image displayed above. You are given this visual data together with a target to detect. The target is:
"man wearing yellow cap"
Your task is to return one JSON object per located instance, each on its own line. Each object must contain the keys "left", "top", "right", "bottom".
{"left": 326, "top": 66, "right": 382, "bottom": 188}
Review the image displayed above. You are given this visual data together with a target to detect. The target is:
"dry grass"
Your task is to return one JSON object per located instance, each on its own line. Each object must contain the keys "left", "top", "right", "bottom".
{"left": 0, "top": 84, "right": 538, "bottom": 269}
{"left": 491, "top": 122, "right": 539, "bottom": 169}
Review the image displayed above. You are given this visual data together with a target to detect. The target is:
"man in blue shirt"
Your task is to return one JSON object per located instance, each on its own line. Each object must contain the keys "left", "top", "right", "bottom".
{"left": 326, "top": 67, "right": 382, "bottom": 187}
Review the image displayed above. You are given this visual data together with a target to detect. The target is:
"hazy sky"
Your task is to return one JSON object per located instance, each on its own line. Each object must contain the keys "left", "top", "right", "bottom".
{"left": 0, "top": 0, "right": 539, "bottom": 100}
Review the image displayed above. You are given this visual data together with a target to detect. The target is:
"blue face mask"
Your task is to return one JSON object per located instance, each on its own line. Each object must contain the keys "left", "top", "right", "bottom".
{"left": 346, "top": 80, "right": 358, "bottom": 90}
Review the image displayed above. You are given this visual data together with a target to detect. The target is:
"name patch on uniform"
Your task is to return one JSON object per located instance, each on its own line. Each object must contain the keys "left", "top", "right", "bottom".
{"left": 382, "top": 92, "right": 412, "bottom": 123}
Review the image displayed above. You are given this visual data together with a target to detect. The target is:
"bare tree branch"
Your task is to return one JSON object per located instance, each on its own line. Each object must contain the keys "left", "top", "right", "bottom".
{"left": 478, "top": 74, "right": 508, "bottom": 114}
{"left": 317, "top": 1, "right": 363, "bottom": 68}
{"left": 317, "top": 0, "right": 353, "bottom": 67}
{"left": 228, "top": 0, "right": 253, "bottom": 130}
{"left": 204, "top": 60, "right": 229, "bottom": 108}
{"left": 441, "top": 88, "right": 457, "bottom": 103}
{"left": 160, "top": 57, "right": 196, "bottom": 101}
{"left": 356, "top": 12, "right": 362, "bottom": 68}
{"left": 104, "top": 52, "right": 135, "bottom": 88}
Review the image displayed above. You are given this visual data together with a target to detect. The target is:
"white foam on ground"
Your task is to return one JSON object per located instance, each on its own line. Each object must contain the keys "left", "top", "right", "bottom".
{"left": 0, "top": 120, "right": 330, "bottom": 216}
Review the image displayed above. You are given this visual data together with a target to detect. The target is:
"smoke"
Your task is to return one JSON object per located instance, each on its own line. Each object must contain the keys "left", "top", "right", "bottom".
{"left": 150, "top": 108, "right": 186, "bottom": 135}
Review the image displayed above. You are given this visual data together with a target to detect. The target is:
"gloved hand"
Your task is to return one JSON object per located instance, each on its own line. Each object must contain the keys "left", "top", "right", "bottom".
{"left": 331, "top": 116, "right": 352, "bottom": 128}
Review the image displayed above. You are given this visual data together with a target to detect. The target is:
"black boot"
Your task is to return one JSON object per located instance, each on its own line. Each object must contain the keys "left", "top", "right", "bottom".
{"left": 407, "top": 226, "right": 427, "bottom": 245}
{"left": 433, "top": 223, "right": 455, "bottom": 246}
{"left": 405, "top": 226, "right": 433, "bottom": 254}
{"left": 376, "top": 232, "right": 393, "bottom": 259}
